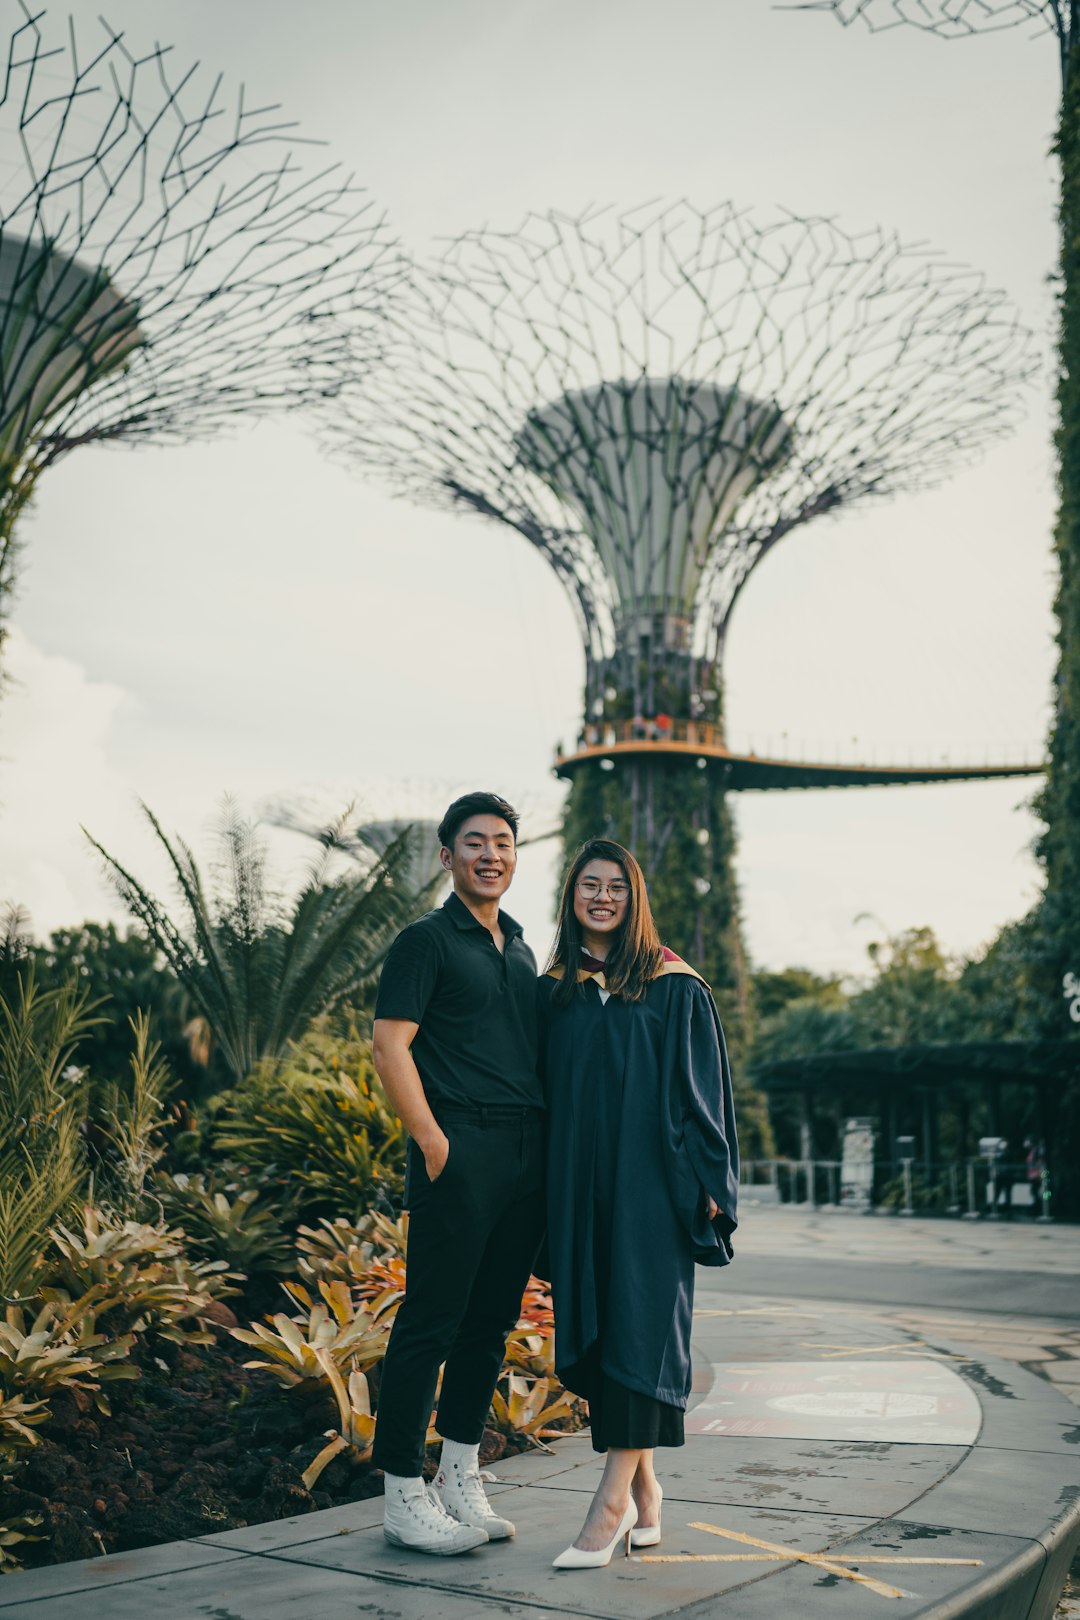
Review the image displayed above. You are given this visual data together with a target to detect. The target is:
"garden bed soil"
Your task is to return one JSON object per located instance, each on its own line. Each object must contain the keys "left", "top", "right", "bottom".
{"left": 3, "top": 1319, "right": 548, "bottom": 1571}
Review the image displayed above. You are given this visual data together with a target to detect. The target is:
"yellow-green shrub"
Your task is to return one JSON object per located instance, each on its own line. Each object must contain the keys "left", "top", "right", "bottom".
{"left": 215, "top": 1027, "right": 405, "bottom": 1218}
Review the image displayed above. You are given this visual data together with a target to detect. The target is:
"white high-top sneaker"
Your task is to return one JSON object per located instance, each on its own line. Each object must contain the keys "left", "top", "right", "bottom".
{"left": 383, "top": 1480, "right": 489, "bottom": 1555}
{"left": 433, "top": 1458, "right": 516, "bottom": 1540}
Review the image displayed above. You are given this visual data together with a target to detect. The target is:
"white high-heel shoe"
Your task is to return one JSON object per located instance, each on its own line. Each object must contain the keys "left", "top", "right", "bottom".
{"left": 629, "top": 1484, "right": 663, "bottom": 1548}
{"left": 552, "top": 1501, "right": 638, "bottom": 1569}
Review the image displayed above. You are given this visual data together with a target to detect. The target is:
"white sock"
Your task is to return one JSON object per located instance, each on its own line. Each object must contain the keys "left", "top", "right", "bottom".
{"left": 440, "top": 1438, "right": 480, "bottom": 1474}
{"left": 384, "top": 1470, "right": 424, "bottom": 1501}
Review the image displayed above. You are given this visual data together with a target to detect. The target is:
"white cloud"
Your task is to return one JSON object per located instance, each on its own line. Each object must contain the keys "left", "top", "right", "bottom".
{"left": 0, "top": 629, "right": 136, "bottom": 934}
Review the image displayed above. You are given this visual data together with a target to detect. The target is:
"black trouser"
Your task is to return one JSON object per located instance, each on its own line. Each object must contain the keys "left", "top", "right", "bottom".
{"left": 371, "top": 1105, "right": 546, "bottom": 1479}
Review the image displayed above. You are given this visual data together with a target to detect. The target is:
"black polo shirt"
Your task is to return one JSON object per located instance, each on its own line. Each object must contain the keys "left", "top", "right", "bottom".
{"left": 374, "top": 891, "right": 543, "bottom": 1110}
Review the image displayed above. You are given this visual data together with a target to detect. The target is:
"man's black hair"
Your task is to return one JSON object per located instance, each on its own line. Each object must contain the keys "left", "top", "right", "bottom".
{"left": 438, "top": 791, "right": 519, "bottom": 850}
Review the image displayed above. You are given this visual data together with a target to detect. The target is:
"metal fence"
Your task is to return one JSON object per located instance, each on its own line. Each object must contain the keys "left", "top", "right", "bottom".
{"left": 738, "top": 1158, "right": 1053, "bottom": 1220}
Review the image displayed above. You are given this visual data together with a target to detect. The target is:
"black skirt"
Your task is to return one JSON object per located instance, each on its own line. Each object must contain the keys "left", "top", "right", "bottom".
{"left": 587, "top": 1372, "right": 685, "bottom": 1453}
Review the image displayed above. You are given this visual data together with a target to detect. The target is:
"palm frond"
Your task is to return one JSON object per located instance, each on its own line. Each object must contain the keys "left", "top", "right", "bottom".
{"left": 87, "top": 801, "right": 432, "bottom": 1086}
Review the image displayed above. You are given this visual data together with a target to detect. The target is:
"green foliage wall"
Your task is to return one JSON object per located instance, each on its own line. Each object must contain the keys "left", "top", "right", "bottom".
{"left": 1038, "top": 39, "right": 1080, "bottom": 1037}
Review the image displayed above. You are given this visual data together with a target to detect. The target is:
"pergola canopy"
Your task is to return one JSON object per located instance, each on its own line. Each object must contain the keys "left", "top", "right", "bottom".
{"left": 752, "top": 1038, "right": 1079, "bottom": 1093}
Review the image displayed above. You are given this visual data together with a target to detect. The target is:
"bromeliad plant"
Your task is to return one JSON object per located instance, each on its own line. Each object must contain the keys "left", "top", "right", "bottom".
{"left": 0, "top": 1393, "right": 48, "bottom": 1574}
{"left": 299, "top": 1353, "right": 378, "bottom": 1489}
{"left": 0, "top": 1391, "right": 49, "bottom": 1461}
{"left": 295, "top": 1210, "right": 410, "bottom": 1289}
{"left": 0, "top": 1301, "right": 137, "bottom": 1411}
{"left": 489, "top": 1370, "right": 578, "bottom": 1450}
{"left": 230, "top": 1277, "right": 408, "bottom": 1488}
{"left": 155, "top": 1170, "right": 297, "bottom": 1277}
{"left": 493, "top": 1277, "right": 579, "bottom": 1449}
{"left": 231, "top": 1279, "right": 392, "bottom": 1389}
{"left": 0, "top": 1512, "right": 44, "bottom": 1575}
{"left": 40, "top": 1207, "right": 237, "bottom": 1346}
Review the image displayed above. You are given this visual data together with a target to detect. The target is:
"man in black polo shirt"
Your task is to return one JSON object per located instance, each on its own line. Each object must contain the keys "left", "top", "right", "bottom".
{"left": 370, "top": 790, "right": 544, "bottom": 1555}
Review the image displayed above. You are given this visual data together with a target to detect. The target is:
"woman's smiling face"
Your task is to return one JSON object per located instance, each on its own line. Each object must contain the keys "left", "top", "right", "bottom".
{"left": 573, "top": 857, "right": 630, "bottom": 941}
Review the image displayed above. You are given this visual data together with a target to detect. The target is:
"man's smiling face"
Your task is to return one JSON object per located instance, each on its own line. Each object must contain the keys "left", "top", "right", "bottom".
{"left": 442, "top": 813, "right": 517, "bottom": 905}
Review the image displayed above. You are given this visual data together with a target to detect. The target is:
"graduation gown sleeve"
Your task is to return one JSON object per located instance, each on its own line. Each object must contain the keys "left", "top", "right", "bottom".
{"left": 660, "top": 976, "right": 740, "bottom": 1266}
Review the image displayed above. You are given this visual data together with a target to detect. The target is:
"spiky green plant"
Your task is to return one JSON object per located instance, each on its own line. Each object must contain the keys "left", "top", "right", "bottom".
{"left": 0, "top": 974, "right": 96, "bottom": 1304}
{"left": 86, "top": 803, "right": 426, "bottom": 1089}
{"left": 97, "top": 1012, "right": 172, "bottom": 1216}
{"left": 155, "top": 1170, "right": 297, "bottom": 1276}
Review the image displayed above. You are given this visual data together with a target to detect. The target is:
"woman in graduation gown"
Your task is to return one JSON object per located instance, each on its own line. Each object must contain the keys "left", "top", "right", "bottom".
{"left": 539, "top": 837, "right": 739, "bottom": 1571}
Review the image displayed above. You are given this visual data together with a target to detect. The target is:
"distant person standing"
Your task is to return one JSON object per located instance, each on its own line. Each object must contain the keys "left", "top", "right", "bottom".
{"left": 371, "top": 792, "right": 545, "bottom": 1555}
{"left": 993, "top": 1142, "right": 1015, "bottom": 1220}
{"left": 1025, "top": 1138, "right": 1047, "bottom": 1215}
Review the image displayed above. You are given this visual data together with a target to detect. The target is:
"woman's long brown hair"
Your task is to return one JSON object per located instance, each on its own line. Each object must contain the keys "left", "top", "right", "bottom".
{"left": 547, "top": 838, "right": 665, "bottom": 1004}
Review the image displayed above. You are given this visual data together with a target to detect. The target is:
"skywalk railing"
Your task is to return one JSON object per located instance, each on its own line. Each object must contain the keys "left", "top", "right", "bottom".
{"left": 556, "top": 721, "right": 1043, "bottom": 769}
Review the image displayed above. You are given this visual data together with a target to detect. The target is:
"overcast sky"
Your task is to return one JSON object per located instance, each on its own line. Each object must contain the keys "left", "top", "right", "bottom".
{"left": 1, "top": 0, "right": 1061, "bottom": 979}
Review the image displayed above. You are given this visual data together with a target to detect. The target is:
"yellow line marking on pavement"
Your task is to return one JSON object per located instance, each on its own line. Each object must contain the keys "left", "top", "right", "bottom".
{"left": 685, "top": 1522, "right": 909, "bottom": 1598}
{"left": 641, "top": 1554, "right": 983, "bottom": 1567}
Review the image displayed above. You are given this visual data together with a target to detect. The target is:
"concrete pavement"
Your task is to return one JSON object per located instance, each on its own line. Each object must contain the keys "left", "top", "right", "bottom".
{"left": 1, "top": 1207, "right": 1077, "bottom": 1618}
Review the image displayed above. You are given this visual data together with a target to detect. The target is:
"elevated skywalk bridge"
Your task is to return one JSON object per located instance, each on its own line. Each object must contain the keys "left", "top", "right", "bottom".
{"left": 554, "top": 719, "right": 1045, "bottom": 792}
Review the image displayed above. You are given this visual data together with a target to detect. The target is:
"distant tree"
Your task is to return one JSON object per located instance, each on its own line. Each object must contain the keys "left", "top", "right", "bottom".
{"left": 850, "top": 926, "right": 965, "bottom": 1046}
{"left": 0, "top": 912, "right": 201, "bottom": 1101}
{"left": 29, "top": 923, "right": 197, "bottom": 1086}
{"left": 751, "top": 967, "right": 847, "bottom": 1025}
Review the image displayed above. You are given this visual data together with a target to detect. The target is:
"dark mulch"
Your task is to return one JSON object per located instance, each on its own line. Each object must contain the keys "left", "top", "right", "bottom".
{"left": 3, "top": 1318, "right": 536, "bottom": 1571}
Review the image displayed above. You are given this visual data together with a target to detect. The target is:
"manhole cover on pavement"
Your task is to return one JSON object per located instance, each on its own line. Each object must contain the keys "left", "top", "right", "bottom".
{"left": 687, "top": 1359, "right": 981, "bottom": 1443}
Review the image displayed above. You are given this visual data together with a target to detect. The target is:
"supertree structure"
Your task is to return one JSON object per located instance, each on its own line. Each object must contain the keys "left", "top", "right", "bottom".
{"left": 786, "top": 2, "right": 1077, "bottom": 77}
{"left": 329, "top": 199, "right": 1037, "bottom": 1048}
{"left": 0, "top": 4, "right": 397, "bottom": 668}
{"left": 789, "top": 0, "right": 1080, "bottom": 1040}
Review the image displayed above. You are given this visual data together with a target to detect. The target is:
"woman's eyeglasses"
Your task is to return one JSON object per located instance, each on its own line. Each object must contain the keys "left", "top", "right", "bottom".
{"left": 576, "top": 878, "right": 630, "bottom": 900}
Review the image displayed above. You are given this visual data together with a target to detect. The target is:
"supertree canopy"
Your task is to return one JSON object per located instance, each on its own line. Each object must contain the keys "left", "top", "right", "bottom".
{"left": 0, "top": 3, "right": 397, "bottom": 657}
{"left": 787, "top": 1, "right": 1077, "bottom": 78}
{"left": 330, "top": 199, "right": 1035, "bottom": 1049}
{"left": 338, "top": 201, "right": 1030, "bottom": 711}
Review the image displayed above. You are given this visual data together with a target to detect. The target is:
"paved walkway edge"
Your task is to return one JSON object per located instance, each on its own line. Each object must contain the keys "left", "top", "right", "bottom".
{"left": 674, "top": 1328, "right": 1080, "bottom": 1620}
{"left": 0, "top": 1329, "right": 1077, "bottom": 1617}
{"left": 905, "top": 1327, "right": 1080, "bottom": 1620}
